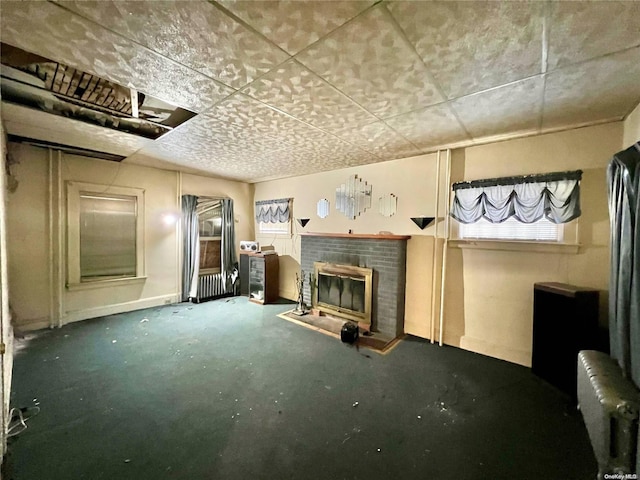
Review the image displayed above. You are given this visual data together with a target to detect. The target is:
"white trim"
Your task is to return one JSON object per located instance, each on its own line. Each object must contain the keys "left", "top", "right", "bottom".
{"left": 450, "top": 239, "right": 580, "bottom": 254}
{"left": 66, "top": 276, "right": 148, "bottom": 291}
{"left": 61, "top": 293, "right": 180, "bottom": 325}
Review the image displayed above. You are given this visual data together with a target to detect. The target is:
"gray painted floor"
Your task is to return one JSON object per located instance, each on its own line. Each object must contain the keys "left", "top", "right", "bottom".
{"left": 4, "top": 297, "right": 596, "bottom": 479}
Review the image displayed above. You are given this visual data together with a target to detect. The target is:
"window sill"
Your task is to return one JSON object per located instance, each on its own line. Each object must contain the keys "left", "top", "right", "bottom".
{"left": 449, "top": 239, "right": 580, "bottom": 254}
{"left": 67, "top": 276, "right": 147, "bottom": 291}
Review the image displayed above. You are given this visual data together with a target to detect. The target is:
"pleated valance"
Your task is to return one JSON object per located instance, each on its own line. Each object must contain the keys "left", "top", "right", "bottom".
{"left": 450, "top": 170, "right": 582, "bottom": 224}
{"left": 255, "top": 198, "right": 291, "bottom": 223}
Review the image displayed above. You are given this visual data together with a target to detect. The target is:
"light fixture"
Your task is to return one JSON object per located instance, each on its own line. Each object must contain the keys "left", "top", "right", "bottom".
{"left": 297, "top": 218, "right": 310, "bottom": 228}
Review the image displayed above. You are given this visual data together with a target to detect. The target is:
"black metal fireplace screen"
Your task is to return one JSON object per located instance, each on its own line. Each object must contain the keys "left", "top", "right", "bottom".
{"left": 313, "top": 262, "right": 372, "bottom": 324}
{"left": 317, "top": 273, "right": 366, "bottom": 314}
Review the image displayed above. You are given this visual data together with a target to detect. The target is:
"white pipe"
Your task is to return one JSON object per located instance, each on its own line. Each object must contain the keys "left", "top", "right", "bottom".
{"left": 56, "top": 151, "right": 64, "bottom": 327}
{"left": 48, "top": 149, "right": 55, "bottom": 328}
{"left": 429, "top": 151, "right": 441, "bottom": 344}
{"left": 438, "top": 150, "right": 452, "bottom": 347}
{"left": 176, "top": 171, "right": 182, "bottom": 303}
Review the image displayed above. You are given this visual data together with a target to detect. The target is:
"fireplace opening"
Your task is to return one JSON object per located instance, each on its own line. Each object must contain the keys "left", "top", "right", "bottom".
{"left": 313, "top": 262, "right": 372, "bottom": 325}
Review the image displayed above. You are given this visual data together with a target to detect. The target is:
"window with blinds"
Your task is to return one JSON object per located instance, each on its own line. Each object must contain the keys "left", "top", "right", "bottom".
{"left": 459, "top": 217, "right": 563, "bottom": 242}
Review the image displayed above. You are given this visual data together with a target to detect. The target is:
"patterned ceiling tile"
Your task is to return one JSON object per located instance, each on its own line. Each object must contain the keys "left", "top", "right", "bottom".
{"left": 57, "top": 0, "right": 289, "bottom": 89}
{"left": 388, "top": 1, "right": 544, "bottom": 99}
{"left": 547, "top": 1, "right": 640, "bottom": 70}
{"left": 218, "top": 0, "right": 374, "bottom": 55}
{"left": 2, "top": 102, "right": 154, "bottom": 156}
{"left": 542, "top": 47, "right": 640, "bottom": 131}
{"left": 334, "top": 121, "right": 423, "bottom": 161}
{"left": 243, "top": 59, "right": 377, "bottom": 133}
{"left": 451, "top": 77, "right": 544, "bottom": 140}
{"left": 385, "top": 103, "right": 471, "bottom": 150}
{"left": 0, "top": 1, "right": 233, "bottom": 112}
{"left": 296, "top": 4, "right": 444, "bottom": 119}
{"left": 132, "top": 93, "right": 379, "bottom": 180}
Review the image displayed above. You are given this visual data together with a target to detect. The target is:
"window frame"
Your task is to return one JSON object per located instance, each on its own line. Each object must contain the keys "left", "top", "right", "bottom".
{"left": 66, "top": 181, "right": 145, "bottom": 288}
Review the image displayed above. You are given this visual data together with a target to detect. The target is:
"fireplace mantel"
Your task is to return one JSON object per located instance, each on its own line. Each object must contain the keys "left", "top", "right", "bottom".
{"left": 300, "top": 232, "right": 411, "bottom": 240}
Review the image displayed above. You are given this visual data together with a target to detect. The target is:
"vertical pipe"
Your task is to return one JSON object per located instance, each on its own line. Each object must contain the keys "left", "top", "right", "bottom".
{"left": 438, "top": 150, "right": 452, "bottom": 347}
{"left": 430, "top": 151, "right": 441, "bottom": 343}
{"left": 176, "top": 171, "right": 182, "bottom": 303}
{"left": 48, "top": 149, "right": 55, "bottom": 328}
{"left": 56, "top": 151, "right": 64, "bottom": 327}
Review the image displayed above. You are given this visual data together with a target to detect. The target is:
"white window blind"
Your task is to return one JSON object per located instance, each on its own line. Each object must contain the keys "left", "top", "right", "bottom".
{"left": 459, "top": 217, "right": 563, "bottom": 242}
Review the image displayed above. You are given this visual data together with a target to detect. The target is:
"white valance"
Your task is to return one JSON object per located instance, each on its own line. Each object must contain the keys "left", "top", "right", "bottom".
{"left": 255, "top": 198, "right": 291, "bottom": 224}
{"left": 450, "top": 170, "right": 582, "bottom": 224}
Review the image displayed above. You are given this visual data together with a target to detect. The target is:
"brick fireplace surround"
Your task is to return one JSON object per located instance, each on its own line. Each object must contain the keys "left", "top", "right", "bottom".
{"left": 300, "top": 233, "right": 410, "bottom": 338}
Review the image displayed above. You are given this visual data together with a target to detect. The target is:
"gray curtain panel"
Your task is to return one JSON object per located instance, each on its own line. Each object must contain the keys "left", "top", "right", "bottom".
{"left": 255, "top": 198, "right": 290, "bottom": 223}
{"left": 451, "top": 170, "right": 582, "bottom": 224}
{"left": 221, "top": 198, "right": 238, "bottom": 293}
{"left": 181, "top": 195, "right": 199, "bottom": 302}
{"left": 608, "top": 143, "right": 640, "bottom": 386}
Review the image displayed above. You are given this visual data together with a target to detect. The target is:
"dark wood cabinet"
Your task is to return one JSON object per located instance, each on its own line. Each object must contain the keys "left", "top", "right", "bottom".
{"left": 532, "top": 282, "right": 600, "bottom": 398}
{"left": 248, "top": 253, "right": 279, "bottom": 304}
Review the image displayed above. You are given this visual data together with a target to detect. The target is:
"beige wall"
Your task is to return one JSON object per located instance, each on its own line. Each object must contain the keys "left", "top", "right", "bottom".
{"left": 447, "top": 122, "right": 622, "bottom": 366}
{"left": 623, "top": 102, "right": 640, "bottom": 148}
{"left": 6, "top": 145, "right": 254, "bottom": 330}
{"left": 0, "top": 122, "right": 14, "bottom": 460}
{"left": 253, "top": 153, "right": 442, "bottom": 300}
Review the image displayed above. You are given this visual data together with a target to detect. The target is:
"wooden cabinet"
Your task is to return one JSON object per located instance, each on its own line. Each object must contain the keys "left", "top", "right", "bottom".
{"left": 248, "top": 253, "right": 279, "bottom": 304}
{"left": 532, "top": 282, "right": 600, "bottom": 398}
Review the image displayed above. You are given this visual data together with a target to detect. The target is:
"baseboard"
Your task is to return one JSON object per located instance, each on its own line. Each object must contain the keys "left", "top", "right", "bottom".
{"left": 61, "top": 293, "right": 181, "bottom": 326}
{"left": 459, "top": 335, "right": 531, "bottom": 367}
{"left": 13, "top": 317, "right": 52, "bottom": 332}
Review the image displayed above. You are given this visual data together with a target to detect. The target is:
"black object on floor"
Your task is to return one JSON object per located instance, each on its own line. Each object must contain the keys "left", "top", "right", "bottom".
{"left": 4, "top": 298, "right": 597, "bottom": 480}
{"left": 340, "top": 321, "right": 359, "bottom": 344}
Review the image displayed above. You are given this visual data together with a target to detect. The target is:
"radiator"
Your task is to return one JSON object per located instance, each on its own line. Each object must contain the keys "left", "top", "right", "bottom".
{"left": 195, "top": 273, "right": 227, "bottom": 302}
{"left": 577, "top": 350, "right": 640, "bottom": 478}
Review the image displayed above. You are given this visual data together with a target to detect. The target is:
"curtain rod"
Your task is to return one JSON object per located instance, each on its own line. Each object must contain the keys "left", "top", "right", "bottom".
{"left": 255, "top": 198, "right": 291, "bottom": 205}
{"left": 452, "top": 170, "right": 582, "bottom": 191}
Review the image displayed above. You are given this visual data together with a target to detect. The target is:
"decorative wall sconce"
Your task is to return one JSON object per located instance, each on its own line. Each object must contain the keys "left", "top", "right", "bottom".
{"left": 336, "top": 174, "right": 372, "bottom": 220}
{"left": 297, "top": 218, "right": 310, "bottom": 228}
{"left": 410, "top": 217, "right": 435, "bottom": 229}
{"left": 317, "top": 199, "right": 330, "bottom": 219}
{"left": 379, "top": 193, "right": 397, "bottom": 217}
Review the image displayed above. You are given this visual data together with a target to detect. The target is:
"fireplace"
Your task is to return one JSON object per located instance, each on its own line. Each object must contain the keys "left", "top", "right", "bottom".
{"left": 301, "top": 233, "right": 409, "bottom": 337}
{"left": 313, "top": 262, "right": 372, "bottom": 325}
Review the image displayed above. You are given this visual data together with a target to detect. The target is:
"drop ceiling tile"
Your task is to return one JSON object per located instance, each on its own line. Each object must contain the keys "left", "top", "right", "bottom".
{"left": 385, "top": 104, "right": 470, "bottom": 150}
{"left": 335, "top": 121, "right": 423, "bottom": 161}
{"left": 219, "top": 0, "right": 374, "bottom": 56}
{"left": 243, "top": 59, "right": 377, "bottom": 132}
{"left": 296, "top": 5, "right": 444, "bottom": 119}
{"left": 543, "top": 47, "right": 640, "bottom": 130}
{"left": 388, "top": 1, "right": 544, "bottom": 99}
{"left": 2, "top": 103, "right": 153, "bottom": 156}
{"left": 452, "top": 77, "right": 543, "bottom": 140}
{"left": 57, "top": 0, "right": 289, "bottom": 89}
{"left": 0, "top": 1, "right": 232, "bottom": 112}
{"left": 547, "top": 1, "right": 640, "bottom": 70}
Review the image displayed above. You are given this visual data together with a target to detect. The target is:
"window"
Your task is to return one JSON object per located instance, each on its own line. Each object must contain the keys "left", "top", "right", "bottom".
{"left": 80, "top": 193, "right": 137, "bottom": 279}
{"left": 459, "top": 217, "right": 563, "bottom": 242}
{"left": 198, "top": 202, "right": 222, "bottom": 274}
{"left": 67, "top": 181, "right": 145, "bottom": 287}
{"left": 255, "top": 198, "right": 291, "bottom": 235}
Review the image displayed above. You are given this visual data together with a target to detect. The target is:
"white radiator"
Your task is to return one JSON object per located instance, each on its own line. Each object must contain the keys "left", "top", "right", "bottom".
{"left": 577, "top": 350, "right": 640, "bottom": 478}
{"left": 195, "top": 273, "right": 227, "bottom": 302}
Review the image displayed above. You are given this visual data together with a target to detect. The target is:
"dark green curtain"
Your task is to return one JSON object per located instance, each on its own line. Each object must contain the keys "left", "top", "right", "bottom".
{"left": 181, "top": 195, "right": 199, "bottom": 302}
{"left": 221, "top": 198, "right": 238, "bottom": 294}
{"left": 607, "top": 143, "right": 640, "bottom": 386}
